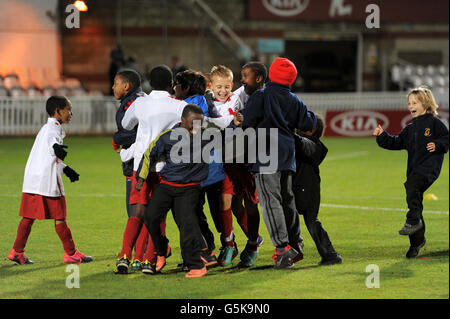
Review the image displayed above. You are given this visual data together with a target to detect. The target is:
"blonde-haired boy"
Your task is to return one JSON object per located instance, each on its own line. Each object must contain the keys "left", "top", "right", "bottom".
{"left": 373, "top": 86, "right": 449, "bottom": 258}
{"left": 209, "top": 65, "right": 243, "bottom": 123}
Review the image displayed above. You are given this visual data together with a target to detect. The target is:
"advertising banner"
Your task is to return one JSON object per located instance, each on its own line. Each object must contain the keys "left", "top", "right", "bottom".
{"left": 324, "top": 109, "right": 449, "bottom": 137}
{"left": 248, "top": 0, "right": 449, "bottom": 23}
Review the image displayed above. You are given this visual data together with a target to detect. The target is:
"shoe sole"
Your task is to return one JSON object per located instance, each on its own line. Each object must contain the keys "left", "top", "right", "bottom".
{"left": 185, "top": 270, "right": 207, "bottom": 278}
{"left": 319, "top": 258, "right": 343, "bottom": 266}
{"left": 81, "top": 257, "right": 93, "bottom": 263}
{"left": 116, "top": 263, "right": 129, "bottom": 274}
{"left": 399, "top": 223, "right": 424, "bottom": 236}
{"left": 64, "top": 257, "right": 82, "bottom": 264}
{"left": 406, "top": 239, "right": 426, "bottom": 258}
{"left": 238, "top": 261, "right": 254, "bottom": 267}
{"left": 185, "top": 274, "right": 207, "bottom": 278}
{"left": 155, "top": 262, "right": 166, "bottom": 272}
{"left": 8, "top": 256, "right": 33, "bottom": 265}
{"left": 142, "top": 268, "right": 155, "bottom": 275}
{"left": 201, "top": 255, "right": 218, "bottom": 267}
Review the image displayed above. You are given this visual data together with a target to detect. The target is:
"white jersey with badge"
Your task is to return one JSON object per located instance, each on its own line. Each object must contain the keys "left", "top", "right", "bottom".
{"left": 121, "top": 90, "right": 187, "bottom": 172}
{"left": 22, "top": 118, "right": 67, "bottom": 197}
{"left": 232, "top": 85, "right": 249, "bottom": 109}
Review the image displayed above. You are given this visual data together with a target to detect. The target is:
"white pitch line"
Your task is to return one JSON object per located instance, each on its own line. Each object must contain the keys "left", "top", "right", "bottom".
{"left": 0, "top": 194, "right": 123, "bottom": 198}
{"left": 321, "top": 203, "right": 449, "bottom": 215}
{"left": 0, "top": 194, "right": 448, "bottom": 215}
{"left": 325, "top": 151, "right": 369, "bottom": 161}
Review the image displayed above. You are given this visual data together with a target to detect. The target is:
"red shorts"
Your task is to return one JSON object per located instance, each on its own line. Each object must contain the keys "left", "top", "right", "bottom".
{"left": 19, "top": 193, "right": 67, "bottom": 220}
{"left": 129, "top": 171, "right": 161, "bottom": 205}
{"left": 222, "top": 164, "right": 258, "bottom": 204}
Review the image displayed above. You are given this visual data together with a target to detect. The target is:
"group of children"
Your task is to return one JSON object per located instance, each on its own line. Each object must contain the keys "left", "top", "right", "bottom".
{"left": 109, "top": 57, "right": 344, "bottom": 278}
{"left": 7, "top": 57, "right": 448, "bottom": 279}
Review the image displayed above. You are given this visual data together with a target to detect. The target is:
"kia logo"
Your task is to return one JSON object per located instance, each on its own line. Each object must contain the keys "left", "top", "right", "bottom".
{"left": 330, "top": 111, "right": 389, "bottom": 137}
{"left": 262, "top": 0, "right": 310, "bottom": 17}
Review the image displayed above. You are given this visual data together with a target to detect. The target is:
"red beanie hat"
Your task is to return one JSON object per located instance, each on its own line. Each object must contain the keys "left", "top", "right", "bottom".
{"left": 269, "top": 57, "right": 298, "bottom": 86}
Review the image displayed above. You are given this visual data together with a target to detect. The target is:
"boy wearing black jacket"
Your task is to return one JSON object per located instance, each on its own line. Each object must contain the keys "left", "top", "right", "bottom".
{"left": 373, "top": 87, "right": 449, "bottom": 258}
{"left": 136, "top": 104, "right": 243, "bottom": 278}
{"left": 112, "top": 69, "right": 145, "bottom": 217}
{"left": 293, "top": 116, "right": 342, "bottom": 265}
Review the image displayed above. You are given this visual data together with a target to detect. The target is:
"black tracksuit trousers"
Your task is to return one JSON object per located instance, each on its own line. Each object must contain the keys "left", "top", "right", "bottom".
{"left": 195, "top": 181, "right": 223, "bottom": 252}
{"left": 145, "top": 183, "right": 204, "bottom": 270}
{"left": 299, "top": 209, "right": 338, "bottom": 260}
{"left": 404, "top": 174, "right": 432, "bottom": 247}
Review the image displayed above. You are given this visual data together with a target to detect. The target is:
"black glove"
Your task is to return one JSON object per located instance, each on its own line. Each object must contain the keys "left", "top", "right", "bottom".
{"left": 53, "top": 144, "right": 68, "bottom": 161}
{"left": 63, "top": 166, "right": 79, "bottom": 182}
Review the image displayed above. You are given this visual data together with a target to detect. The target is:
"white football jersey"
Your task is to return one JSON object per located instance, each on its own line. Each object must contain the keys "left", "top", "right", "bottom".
{"left": 22, "top": 118, "right": 67, "bottom": 197}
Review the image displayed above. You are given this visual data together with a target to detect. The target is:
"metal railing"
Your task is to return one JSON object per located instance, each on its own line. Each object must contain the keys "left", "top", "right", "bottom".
{"left": 0, "top": 90, "right": 448, "bottom": 136}
{"left": 0, "top": 96, "right": 117, "bottom": 136}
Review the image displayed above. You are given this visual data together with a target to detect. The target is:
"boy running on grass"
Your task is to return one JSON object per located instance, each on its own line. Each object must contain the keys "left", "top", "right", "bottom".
{"left": 8, "top": 96, "right": 92, "bottom": 265}
{"left": 373, "top": 86, "right": 449, "bottom": 258}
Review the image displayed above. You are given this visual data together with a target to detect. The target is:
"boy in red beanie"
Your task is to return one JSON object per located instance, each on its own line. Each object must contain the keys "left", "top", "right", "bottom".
{"left": 239, "top": 57, "right": 317, "bottom": 269}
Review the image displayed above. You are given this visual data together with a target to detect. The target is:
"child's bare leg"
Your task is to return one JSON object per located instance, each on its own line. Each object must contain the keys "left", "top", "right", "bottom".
{"left": 131, "top": 203, "right": 146, "bottom": 220}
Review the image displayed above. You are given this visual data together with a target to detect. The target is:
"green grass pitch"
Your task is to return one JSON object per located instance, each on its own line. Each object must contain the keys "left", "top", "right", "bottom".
{"left": 0, "top": 136, "right": 448, "bottom": 299}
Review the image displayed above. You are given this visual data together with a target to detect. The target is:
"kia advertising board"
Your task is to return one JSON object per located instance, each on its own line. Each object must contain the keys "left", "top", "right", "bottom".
{"left": 325, "top": 110, "right": 449, "bottom": 137}
{"left": 248, "top": 0, "right": 449, "bottom": 22}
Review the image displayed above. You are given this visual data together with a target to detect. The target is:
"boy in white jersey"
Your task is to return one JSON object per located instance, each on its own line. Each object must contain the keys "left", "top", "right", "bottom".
{"left": 115, "top": 65, "right": 187, "bottom": 274}
{"left": 8, "top": 96, "right": 92, "bottom": 265}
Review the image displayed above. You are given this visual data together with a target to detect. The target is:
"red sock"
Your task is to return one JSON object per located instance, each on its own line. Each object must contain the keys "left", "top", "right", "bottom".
{"left": 134, "top": 225, "right": 148, "bottom": 262}
{"left": 120, "top": 216, "right": 143, "bottom": 259}
{"left": 233, "top": 207, "right": 249, "bottom": 237}
{"left": 13, "top": 218, "right": 34, "bottom": 253}
{"left": 221, "top": 208, "right": 234, "bottom": 244}
{"left": 143, "top": 229, "right": 157, "bottom": 264}
{"left": 143, "top": 221, "right": 166, "bottom": 264}
{"left": 55, "top": 221, "right": 76, "bottom": 256}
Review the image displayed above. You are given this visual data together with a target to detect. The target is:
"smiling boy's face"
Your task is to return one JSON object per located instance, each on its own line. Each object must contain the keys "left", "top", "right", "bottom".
{"left": 408, "top": 94, "right": 427, "bottom": 118}
{"left": 241, "top": 67, "right": 262, "bottom": 95}
{"left": 211, "top": 75, "right": 233, "bottom": 102}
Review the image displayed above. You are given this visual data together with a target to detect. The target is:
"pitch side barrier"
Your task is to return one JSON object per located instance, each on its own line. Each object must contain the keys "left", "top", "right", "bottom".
{"left": 0, "top": 96, "right": 117, "bottom": 136}
{"left": 0, "top": 91, "right": 448, "bottom": 136}
{"left": 299, "top": 90, "right": 449, "bottom": 136}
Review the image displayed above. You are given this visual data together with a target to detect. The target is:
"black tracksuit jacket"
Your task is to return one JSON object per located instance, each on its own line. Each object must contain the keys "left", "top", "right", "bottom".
{"left": 293, "top": 134, "right": 328, "bottom": 214}
{"left": 113, "top": 87, "right": 144, "bottom": 176}
{"left": 376, "top": 113, "right": 449, "bottom": 184}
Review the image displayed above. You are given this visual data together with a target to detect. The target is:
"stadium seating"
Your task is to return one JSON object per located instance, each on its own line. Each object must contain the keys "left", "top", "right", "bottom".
{"left": 0, "top": 71, "right": 99, "bottom": 97}
{"left": 391, "top": 63, "right": 449, "bottom": 91}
